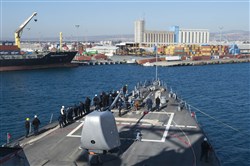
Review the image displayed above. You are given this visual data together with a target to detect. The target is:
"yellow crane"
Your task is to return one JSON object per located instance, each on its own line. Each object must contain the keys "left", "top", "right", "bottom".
{"left": 15, "top": 12, "right": 37, "bottom": 48}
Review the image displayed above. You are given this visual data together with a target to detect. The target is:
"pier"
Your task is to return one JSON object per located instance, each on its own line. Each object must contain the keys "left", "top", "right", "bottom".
{"left": 71, "top": 60, "right": 125, "bottom": 66}
{"left": 148, "top": 58, "right": 250, "bottom": 67}
{"left": 72, "top": 56, "right": 250, "bottom": 67}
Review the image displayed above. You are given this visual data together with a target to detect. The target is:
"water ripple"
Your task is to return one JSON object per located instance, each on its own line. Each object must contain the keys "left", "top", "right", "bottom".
{"left": 0, "top": 63, "right": 249, "bottom": 165}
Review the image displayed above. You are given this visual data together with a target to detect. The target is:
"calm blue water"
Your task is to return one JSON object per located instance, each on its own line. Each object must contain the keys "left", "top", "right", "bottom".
{"left": 0, "top": 63, "right": 249, "bottom": 165}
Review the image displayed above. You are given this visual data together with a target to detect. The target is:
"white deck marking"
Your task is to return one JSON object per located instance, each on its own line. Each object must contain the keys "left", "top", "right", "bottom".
{"left": 175, "top": 125, "right": 185, "bottom": 128}
{"left": 186, "top": 126, "right": 197, "bottom": 129}
{"left": 121, "top": 122, "right": 130, "bottom": 125}
{"left": 170, "top": 125, "right": 197, "bottom": 129}
{"left": 67, "top": 122, "right": 83, "bottom": 137}
{"left": 140, "top": 112, "right": 174, "bottom": 143}
{"left": 161, "top": 112, "right": 174, "bottom": 142}
{"left": 141, "top": 139, "right": 163, "bottom": 143}
{"left": 67, "top": 135, "right": 81, "bottom": 138}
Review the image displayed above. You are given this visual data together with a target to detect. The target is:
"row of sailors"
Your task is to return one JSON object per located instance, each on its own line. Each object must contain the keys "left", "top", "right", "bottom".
{"left": 57, "top": 85, "right": 169, "bottom": 127}
{"left": 58, "top": 89, "right": 127, "bottom": 128}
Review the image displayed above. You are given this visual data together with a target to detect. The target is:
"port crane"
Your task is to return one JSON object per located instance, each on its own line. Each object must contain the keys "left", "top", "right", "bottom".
{"left": 15, "top": 12, "right": 37, "bottom": 48}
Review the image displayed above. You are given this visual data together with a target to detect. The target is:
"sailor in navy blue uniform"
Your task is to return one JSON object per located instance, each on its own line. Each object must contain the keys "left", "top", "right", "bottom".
{"left": 200, "top": 137, "right": 211, "bottom": 162}
{"left": 32, "top": 115, "right": 41, "bottom": 135}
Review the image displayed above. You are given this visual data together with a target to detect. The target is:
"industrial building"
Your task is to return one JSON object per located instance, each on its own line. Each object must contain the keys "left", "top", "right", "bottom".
{"left": 134, "top": 20, "right": 145, "bottom": 44}
{"left": 143, "top": 30, "right": 174, "bottom": 47}
{"left": 170, "top": 26, "right": 209, "bottom": 44}
{"left": 134, "top": 20, "right": 174, "bottom": 47}
{"left": 135, "top": 20, "right": 210, "bottom": 46}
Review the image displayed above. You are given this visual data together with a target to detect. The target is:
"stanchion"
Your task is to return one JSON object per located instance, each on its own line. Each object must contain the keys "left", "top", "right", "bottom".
{"left": 7, "top": 133, "right": 11, "bottom": 144}
{"left": 50, "top": 113, "right": 53, "bottom": 123}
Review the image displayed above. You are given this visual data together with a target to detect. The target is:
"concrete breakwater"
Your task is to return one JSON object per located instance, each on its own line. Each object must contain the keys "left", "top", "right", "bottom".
{"left": 71, "top": 55, "right": 144, "bottom": 66}
{"left": 71, "top": 60, "right": 125, "bottom": 66}
{"left": 149, "top": 58, "right": 250, "bottom": 67}
{"left": 72, "top": 55, "right": 250, "bottom": 67}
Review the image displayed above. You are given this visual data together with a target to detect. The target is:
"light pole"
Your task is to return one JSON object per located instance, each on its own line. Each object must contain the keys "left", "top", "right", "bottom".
{"left": 219, "top": 26, "right": 223, "bottom": 55}
{"left": 27, "top": 27, "right": 31, "bottom": 42}
{"left": 85, "top": 29, "right": 88, "bottom": 43}
{"left": 155, "top": 43, "right": 158, "bottom": 81}
{"left": 75, "top": 24, "right": 80, "bottom": 51}
{"left": 27, "top": 27, "right": 31, "bottom": 50}
{"left": 38, "top": 32, "right": 41, "bottom": 45}
{"left": 219, "top": 26, "right": 223, "bottom": 43}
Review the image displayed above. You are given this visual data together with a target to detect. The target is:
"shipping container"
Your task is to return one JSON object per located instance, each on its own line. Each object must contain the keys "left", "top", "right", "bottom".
{"left": 0, "top": 45, "right": 20, "bottom": 51}
{"left": 93, "top": 54, "right": 108, "bottom": 60}
{"left": 191, "top": 56, "right": 210, "bottom": 61}
{"left": 165, "top": 56, "right": 181, "bottom": 61}
{"left": 136, "top": 58, "right": 161, "bottom": 64}
{"left": 181, "top": 56, "right": 187, "bottom": 60}
{"left": 191, "top": 56, "right": 201, "bottom": 61}
{"left": 211, "top": 56, "right": 220, "bottom": 59}
{"left": 74, "top": 56, "right": 92, "bottom": 61}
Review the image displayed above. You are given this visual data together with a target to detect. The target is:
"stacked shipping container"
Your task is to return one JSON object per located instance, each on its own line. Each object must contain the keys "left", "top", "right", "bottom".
{"left": 160, "top": 44, "right": 231, "bottom": 57}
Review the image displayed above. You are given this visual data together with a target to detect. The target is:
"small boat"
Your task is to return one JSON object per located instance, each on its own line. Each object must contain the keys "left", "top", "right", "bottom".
{"left": 143, "top": 62, "right": 154, "bottom": 66}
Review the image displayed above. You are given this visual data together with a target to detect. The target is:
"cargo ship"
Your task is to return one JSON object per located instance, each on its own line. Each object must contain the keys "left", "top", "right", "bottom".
{"left": 0, "top": 11, "right": 78, "bottom": 72}
{"left": 0, "top": 42, "right": 77, "bottom": 72}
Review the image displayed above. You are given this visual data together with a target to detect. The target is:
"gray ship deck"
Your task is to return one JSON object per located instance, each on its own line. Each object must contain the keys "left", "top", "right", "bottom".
{"left": 16, "top": 83, "right": 220, "bottom": 166}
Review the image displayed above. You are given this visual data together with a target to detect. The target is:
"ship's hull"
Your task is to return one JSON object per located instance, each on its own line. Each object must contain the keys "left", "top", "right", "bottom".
{"left": 0, "top": 51, "right": 77, "bottom": 72}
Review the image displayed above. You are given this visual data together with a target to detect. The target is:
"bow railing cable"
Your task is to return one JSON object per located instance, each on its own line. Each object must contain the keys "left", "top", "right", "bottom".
{"left": 168, "top": 88, "right": 250, "bottom": 136}
{"left": 189, "top": 105, "right": 250, "bottom": 136}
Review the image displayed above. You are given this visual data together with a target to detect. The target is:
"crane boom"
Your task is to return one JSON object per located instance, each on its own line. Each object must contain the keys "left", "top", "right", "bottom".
{"left": 15, "top": 12, "right": 37, "bottom": 48}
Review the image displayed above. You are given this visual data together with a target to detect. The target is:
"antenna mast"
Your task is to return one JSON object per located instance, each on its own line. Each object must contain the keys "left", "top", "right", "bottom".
{"left": 155, "top": 43, "right": 158, "bottom": 81}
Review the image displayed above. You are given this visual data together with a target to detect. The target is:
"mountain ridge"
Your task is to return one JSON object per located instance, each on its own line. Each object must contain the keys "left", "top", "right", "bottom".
{"left": 2, "top": 30, "right": 249, "bottom": 42}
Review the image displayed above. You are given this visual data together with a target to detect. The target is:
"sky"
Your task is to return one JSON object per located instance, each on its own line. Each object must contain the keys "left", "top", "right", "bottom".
{"left": 0, "top": 0, "right": 249, "bottom": 40}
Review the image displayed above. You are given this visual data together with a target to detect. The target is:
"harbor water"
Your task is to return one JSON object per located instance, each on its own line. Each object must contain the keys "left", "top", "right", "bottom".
{"left": 0, "top": 63, "right": 249, "bottom": 166}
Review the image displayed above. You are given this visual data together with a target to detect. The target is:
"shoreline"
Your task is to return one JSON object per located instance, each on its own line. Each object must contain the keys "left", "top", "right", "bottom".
{"left": 81, "top": 56, "right": 250, "bottom": 67}
{"left": 150, "top": 58, "right": 250, "bottom": 67}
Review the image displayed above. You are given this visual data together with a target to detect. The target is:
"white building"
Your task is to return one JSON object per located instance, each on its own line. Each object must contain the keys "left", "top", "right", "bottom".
{"left": 86, "top": 46, "right": 118, "bottom": 56}
{"left": 178, "top": 29, "right": 209, "bottom": 44}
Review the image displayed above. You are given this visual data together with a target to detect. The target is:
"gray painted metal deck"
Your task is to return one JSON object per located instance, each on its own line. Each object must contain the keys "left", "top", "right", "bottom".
{"left": 17, "top": 84, "right": 220, "bottom": 166}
